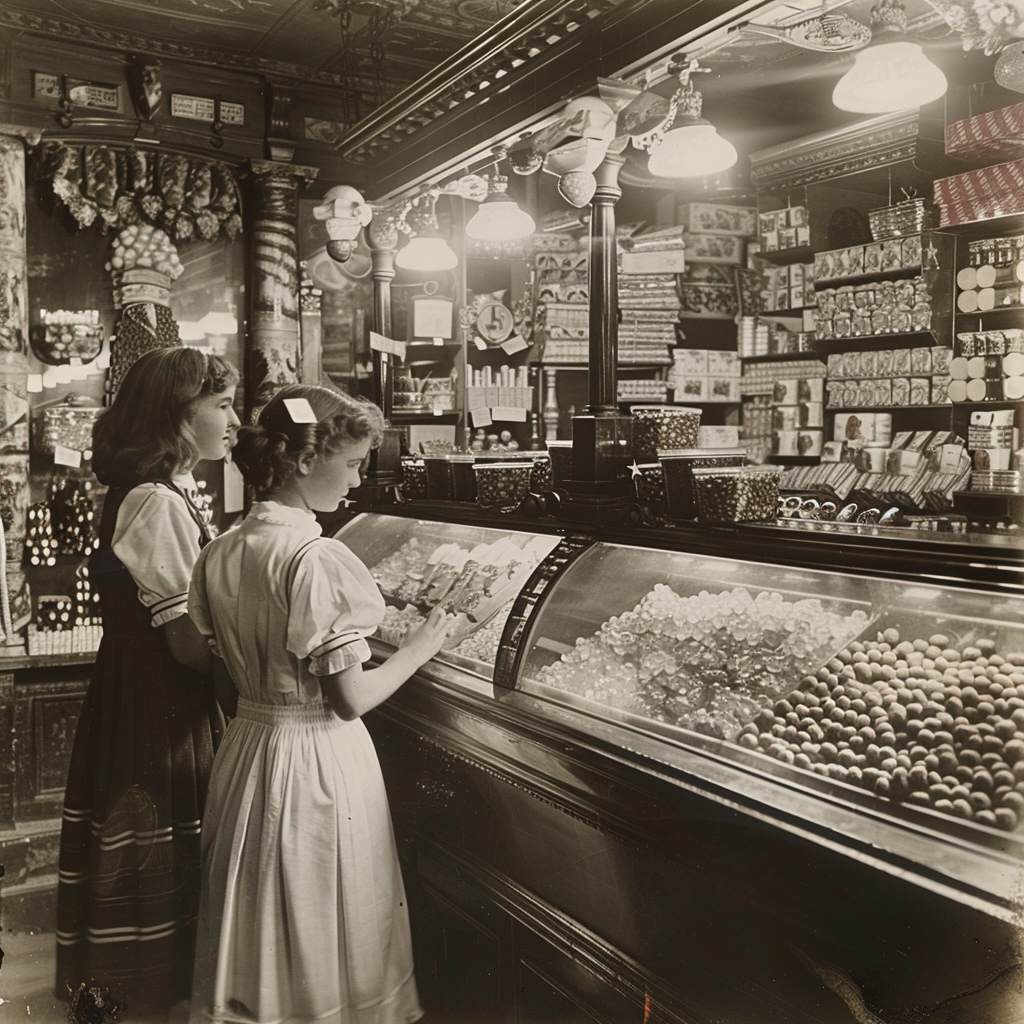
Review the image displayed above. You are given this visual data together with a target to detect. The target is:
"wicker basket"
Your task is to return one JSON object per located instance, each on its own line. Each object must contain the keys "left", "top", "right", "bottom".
{"left": 868, "top": 198, "right": 931, "bottom": 241}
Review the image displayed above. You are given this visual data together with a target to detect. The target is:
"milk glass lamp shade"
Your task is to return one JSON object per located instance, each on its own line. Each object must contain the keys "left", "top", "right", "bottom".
{"left": 395, "top": 234, "right": 459, "bottom": 271}
{"left": 647, "top": 121, "right": 738, "bottom": 178}
{"left": 832, "top": 0, "right": 946, "bottom": 113}
{"left": 465, "top": 176, "right": 535, "bottom": 241}
{"left": 832, "top": 39, "right": 947, "bottom": 112}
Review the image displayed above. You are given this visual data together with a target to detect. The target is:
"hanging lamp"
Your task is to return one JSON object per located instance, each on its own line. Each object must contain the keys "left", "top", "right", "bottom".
{"left": 396, "top": 192, "right": 458, "bottom": 271}
{"left": 646, "top": 57, "right": 737, "bottom": 179}
{"left": 832, "top": 0, "right": 947, "bottom": 113}
{"left": 465, "top": 146, "right": 535, "bottom": 242}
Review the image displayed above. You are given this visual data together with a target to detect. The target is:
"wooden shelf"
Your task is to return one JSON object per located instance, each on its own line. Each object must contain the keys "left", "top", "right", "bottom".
{"left": 758, "top": 245, "right": 814, "bottom": 265}
{"left": 826, "top": 404, "right": 953, "bottom": 413}
{"left": 814, "top": 264, "right": 932, "bottom": 288}
{"left": 813, "top": 331, "right": 941, "bottom": 353}
{"left": 742, "top": 351, "right": 822, "bottom": 363}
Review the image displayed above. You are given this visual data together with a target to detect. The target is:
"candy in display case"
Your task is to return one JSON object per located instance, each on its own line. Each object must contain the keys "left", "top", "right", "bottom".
{"left": 334, "top": 514, "right": 560, "bottom": 675}
{"left": 517, "top": 542, "right": 1024, "bottom": 838}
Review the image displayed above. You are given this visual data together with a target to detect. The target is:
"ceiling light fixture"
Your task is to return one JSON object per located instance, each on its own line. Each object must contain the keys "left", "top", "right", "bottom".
{"left": 395, "top": 191, "right": 459, "bottom": 271}
{"left": 466, "top": 146, "right": 535, "bottom": 242}
{"left": 832, "top": 0, "right": 947, "bottom": 113}
{"left": 646, "top": 57, "right": 737, "bottom": 179}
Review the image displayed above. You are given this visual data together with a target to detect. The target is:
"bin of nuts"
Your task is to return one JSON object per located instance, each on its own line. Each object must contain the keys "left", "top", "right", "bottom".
{"left": 631, "top": 405, "right": 701, "bottom": 460}
{"left": 473, "top": 461, "right": 532, "bottom": 513}
{"left": 692, "top": 465, "right": 781, "bottom": 524}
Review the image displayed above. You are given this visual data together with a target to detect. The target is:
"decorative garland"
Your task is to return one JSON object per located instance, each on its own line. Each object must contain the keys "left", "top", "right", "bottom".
{"left": 36, "top": 142, "right": 243, "bottom": 242}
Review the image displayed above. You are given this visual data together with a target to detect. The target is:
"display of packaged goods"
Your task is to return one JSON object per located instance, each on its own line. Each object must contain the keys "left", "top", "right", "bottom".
{"left": 944, "top": 102, "right": 1024, "bottom": 159}
{"left": 681, "top": 231, "right": 745, "bottom": 264}
{"left": 677, "top": 203, "right": 757, "bottom": 237}
{"left": 834, "top": 412, "right": 892, "bottom": 446}
{"left": 536, "top": 581, "right": 870, "bottom": 738}
{"left": 934, "top": 158, "right": 1024, "bottom": 225}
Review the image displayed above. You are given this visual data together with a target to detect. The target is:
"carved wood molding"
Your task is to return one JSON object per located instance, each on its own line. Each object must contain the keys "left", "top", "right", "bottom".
{"left": 0, "top": 3, "right": 371, "bottom": 93}
{"left": 749, "top": 111, "right": 922, "bottom": 192}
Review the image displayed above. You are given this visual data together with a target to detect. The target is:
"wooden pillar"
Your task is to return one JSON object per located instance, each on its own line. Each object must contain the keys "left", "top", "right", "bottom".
{"left": 245, "top": 159, "right": 318, "bottom": 415}
{"left": 361, "top": 214, "right": 402, "bottom": 488}
{"left": 364, "top": 213, "right": 399, "bottom": 420}
{"left": 586, "top": 152, "right": 625, "bottom": 416}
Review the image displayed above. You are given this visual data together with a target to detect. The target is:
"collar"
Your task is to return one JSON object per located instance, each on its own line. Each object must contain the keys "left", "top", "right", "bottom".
{"left": 249, "top": 500, "right": 323, "bottom": 534}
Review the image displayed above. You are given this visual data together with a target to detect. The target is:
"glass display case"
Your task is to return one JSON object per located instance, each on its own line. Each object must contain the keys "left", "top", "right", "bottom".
{"left": 336, "top": 513, "right": 561, "bottom": 677}
{"left": 516, "top": 541, "right": 1024, "bottom": 848}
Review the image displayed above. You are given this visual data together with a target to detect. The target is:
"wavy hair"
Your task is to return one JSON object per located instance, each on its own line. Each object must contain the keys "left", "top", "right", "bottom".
{"left": 233, "top": 383, "right": 385, "bottom": 500}
{"left": 91, "top": 347, "right": 239, "bottom": 486}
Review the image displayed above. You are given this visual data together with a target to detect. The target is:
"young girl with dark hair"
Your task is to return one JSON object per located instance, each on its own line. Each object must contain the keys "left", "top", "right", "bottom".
{"left": 56, "top": 346, "right": 240, "bottom": 1016}
{"left": 188, "top": 383, "right": 451, "bottom": 1024}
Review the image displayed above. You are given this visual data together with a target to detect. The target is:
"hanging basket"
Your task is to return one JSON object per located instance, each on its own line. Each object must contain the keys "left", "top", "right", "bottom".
{"left": 868, "top": 198, "right": 932, "bottom": 241}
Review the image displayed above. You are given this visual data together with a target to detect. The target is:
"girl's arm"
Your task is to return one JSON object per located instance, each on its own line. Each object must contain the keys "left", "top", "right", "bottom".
{"left": 213, "top": 655, "right": 238, "bottom": 718}
{"left": 320, "top": 604, "right": 453, "bottom": 721}
{"left": 162, "top": 613, "right": 214, "bottom": 674}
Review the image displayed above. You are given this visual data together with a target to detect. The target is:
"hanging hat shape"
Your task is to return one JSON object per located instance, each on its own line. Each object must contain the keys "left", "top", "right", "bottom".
{"left": 542, "top": 96, "right": 617, "bottom": 177}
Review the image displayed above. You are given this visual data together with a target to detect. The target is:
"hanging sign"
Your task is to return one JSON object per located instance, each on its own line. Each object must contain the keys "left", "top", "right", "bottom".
{"left": 413, "top": 297, "right": 453, "bottom": 339}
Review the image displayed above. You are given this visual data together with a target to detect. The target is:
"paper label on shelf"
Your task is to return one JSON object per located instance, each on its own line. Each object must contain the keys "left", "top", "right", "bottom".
{"left": 473, "top": 337, "right": 489, "bottom": 351}
{"left": 491, "top": 406, "right": 528, "bottom": 422}
{"left": 369, "top": 331, "right": 407, "bottom": 360}
{"left": 471, "top": 408, "right": 493, "bottom": 427}
{"left": 501, "top": 334, "right": 529, "bottom": 355}
{"left": 54, "top": 444, "right": 82, "bottom": 468}
{"left": 223, "top": 458, "right": 245, "bottom": 513}
{"left": 433, "top": 337, "right": 445, "bottom": 346}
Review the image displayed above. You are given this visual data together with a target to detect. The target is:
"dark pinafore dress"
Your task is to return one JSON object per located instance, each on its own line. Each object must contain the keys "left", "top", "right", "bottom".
{"left": 55, "top": 481, "right": 224, "bottom": 1013}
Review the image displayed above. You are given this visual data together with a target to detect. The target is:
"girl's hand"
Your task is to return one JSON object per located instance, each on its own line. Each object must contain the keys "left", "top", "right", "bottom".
{"left": 400, "top": 604, "right": 455, "bottom": 665}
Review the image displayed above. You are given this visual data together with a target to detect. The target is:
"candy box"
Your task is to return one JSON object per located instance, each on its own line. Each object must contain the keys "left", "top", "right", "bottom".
{"left": 631, "top": 405, "right": 702, "bottom": 459}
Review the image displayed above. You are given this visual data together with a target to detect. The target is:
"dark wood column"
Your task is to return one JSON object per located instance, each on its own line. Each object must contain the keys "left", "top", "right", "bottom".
{"left": 364, "top": 213, "right": 399, "bottom": 420}
{"left": 587, "top": 152, "right": 625, "bottom": 416}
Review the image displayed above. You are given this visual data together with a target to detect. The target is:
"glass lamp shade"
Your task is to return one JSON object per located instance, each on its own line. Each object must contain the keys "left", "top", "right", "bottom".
{"left": 395, "top": 234, "right": 459, "bottom": 271}
{"left": 833, "top": 40, "right": 947, "bottom": 113}
{"left": 465, "top": 194, "right": 535, "bottom": 241}
{"left": 647, "top": 121, "right": 738, "bottom": 178}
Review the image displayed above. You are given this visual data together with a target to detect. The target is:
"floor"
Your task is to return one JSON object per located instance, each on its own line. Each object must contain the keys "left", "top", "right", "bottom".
{"left": 0, "top": 928, "right": 189, "bottom": 1023}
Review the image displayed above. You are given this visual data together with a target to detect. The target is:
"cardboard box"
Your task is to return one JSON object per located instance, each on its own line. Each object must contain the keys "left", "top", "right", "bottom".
{"left": 944, "top": 102, "right": 1024, "bottom": 159}
{"left": 677, "top": 203, "right": 756, "bottom": 236}
{"left": 934, "top": 158, "right": 1024, "bottom": 226}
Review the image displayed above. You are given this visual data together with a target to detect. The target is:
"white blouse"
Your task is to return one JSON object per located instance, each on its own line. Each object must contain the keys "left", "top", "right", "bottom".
{"left": 111, "top": 473, "right": 203, "bottom": 627}
{"left": 189, "top": 501, "right": 386, "bottom": 704}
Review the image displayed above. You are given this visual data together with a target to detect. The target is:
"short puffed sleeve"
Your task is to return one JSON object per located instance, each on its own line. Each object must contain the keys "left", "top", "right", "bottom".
{"left": 187, "top": 544, "right": 222, "bottom": 657}
{"left": 286, "top": 539, "right": 386, "bottom": 677}
{"left": 111, "top": 484, "right": 203, "bottom": 627}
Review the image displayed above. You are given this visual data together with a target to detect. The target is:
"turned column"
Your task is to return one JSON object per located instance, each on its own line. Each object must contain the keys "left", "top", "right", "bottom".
{"left": 245, "top": 159, "right": 318, "bottom": 415}
{"left": 364, "top": 213, "right": 399, "bottom": 420}
{"left": 587, "top": 151, "right": 625, "bottom": 416}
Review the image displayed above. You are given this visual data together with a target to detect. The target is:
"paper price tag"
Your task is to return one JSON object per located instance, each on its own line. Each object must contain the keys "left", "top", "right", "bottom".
{"left": 473, "top": 337, "right": 489, "bottom": 351}
{"left": 284, "top": 398, "right": 318, "bottom": 423}
{"left": 471, "top": 407, "right": 493, "bottom": 428}
{"left": 433, "top": 337, "right": 445, "bottom": 347}
{"left": 54, "top": 444, "right": 82, "bottom": 468}
{"left": 369, "top": 331, "right": 408, "bottom": 360}
{"left": 501, "top": 333, "right": 529, "bottom": 355}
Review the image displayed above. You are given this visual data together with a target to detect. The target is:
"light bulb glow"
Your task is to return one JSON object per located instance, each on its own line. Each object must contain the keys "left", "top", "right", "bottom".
{"left": 466, "top": 195, "right": 535, "bottom": 241}
{"left": 647, "top": 121, "right": 738, "bottom": 178}
{"left": 833, "top": 40, "right": 946, "bottom": 113}
{"left": 395, "top": 235, "right": 459, "bottom": 271}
